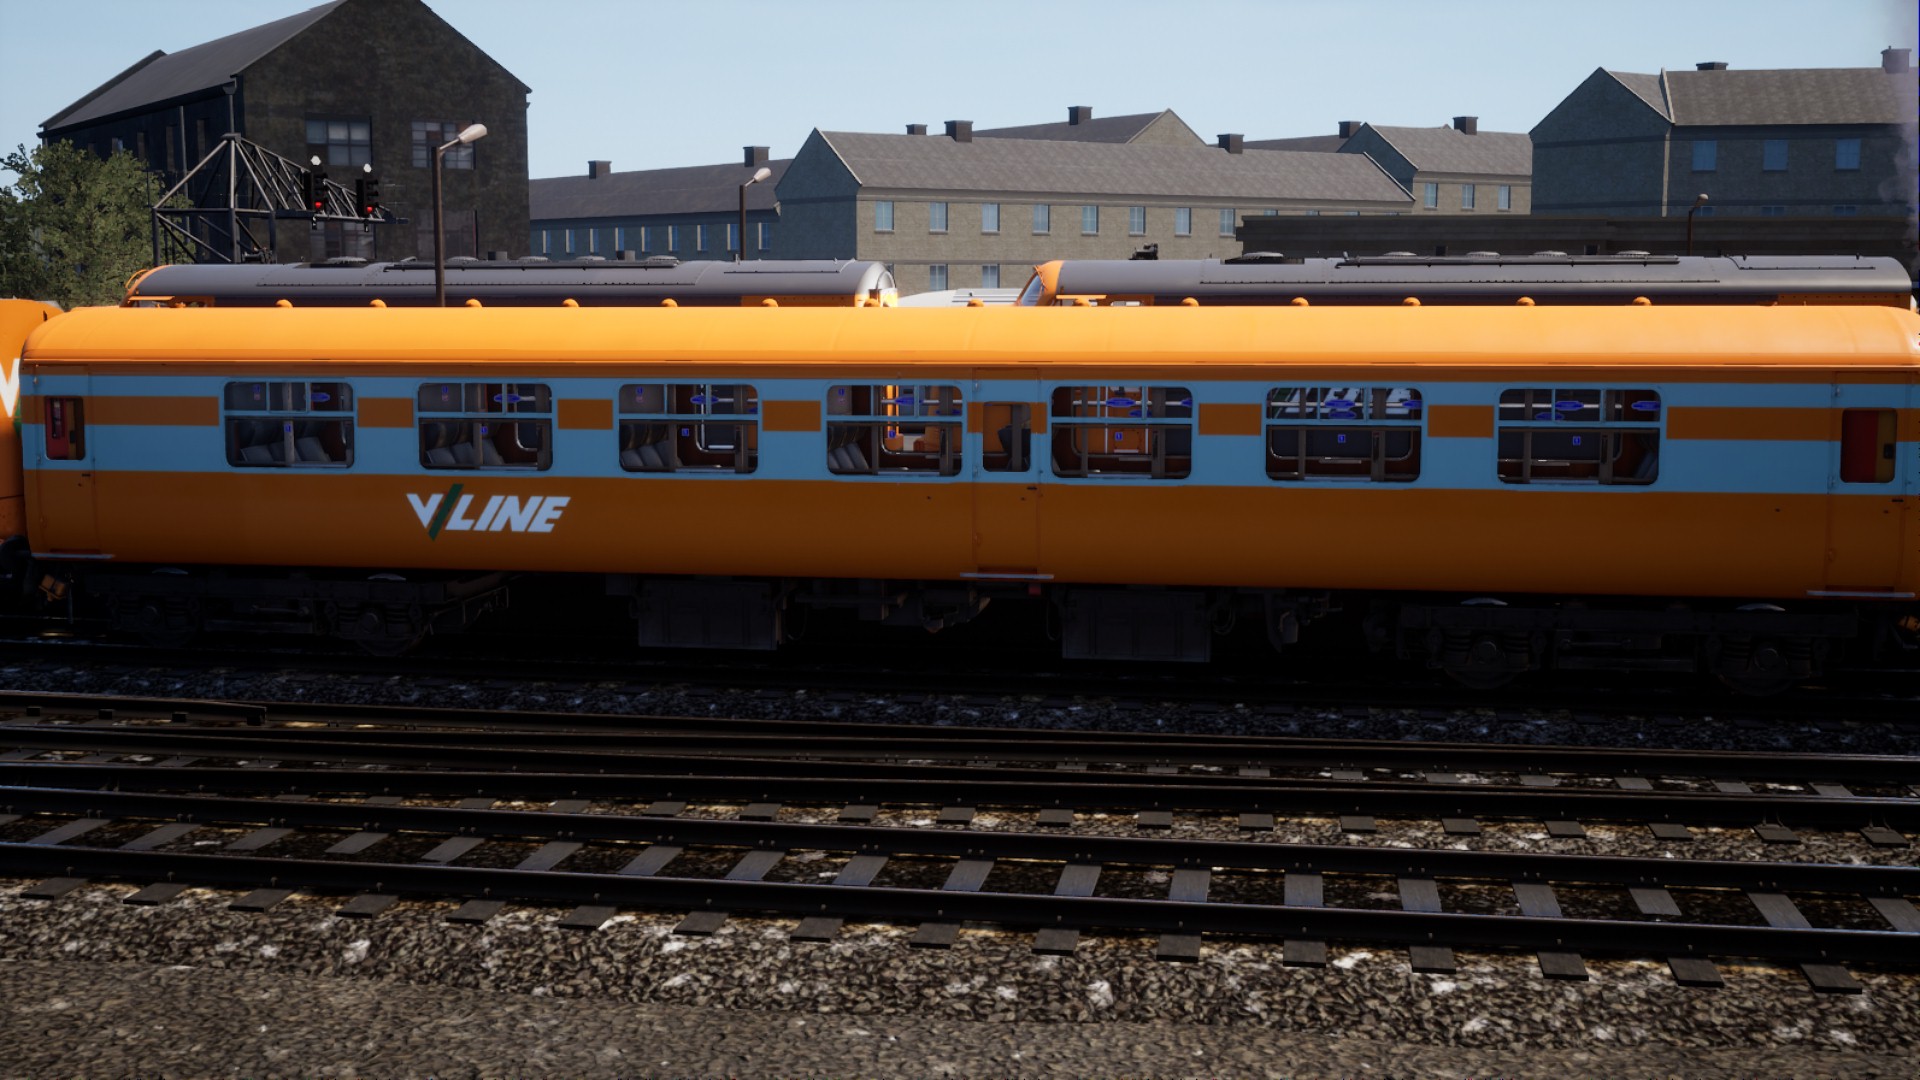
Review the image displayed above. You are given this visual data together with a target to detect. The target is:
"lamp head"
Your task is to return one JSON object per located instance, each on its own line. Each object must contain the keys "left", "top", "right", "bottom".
{"left": 456, "top": 123, "right": 488, "bottom": 144}
{"left": 749, "top": 166, "right": 772, "bottom": 184}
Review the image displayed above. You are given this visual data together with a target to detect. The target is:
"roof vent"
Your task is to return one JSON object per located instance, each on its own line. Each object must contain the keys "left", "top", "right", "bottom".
{"left": 323, "top": 256, "right": 368, "bottom": 267}
{"left": 1695, "top": 61, "right": 1728, "bottom": 71}
{"left": 575, "top": 255, "right": 605, "bottom": 262}
{"left": 1466, "top": 251, "right": 1500, "bottom": 257}
{"left": 1533, "top": 250, "right": 1569, "bottom": 257}
{"left": 1618, "top": 250, "right": 1652, "bottom": 257}
{"left": 587, "top": 160, "right": 612, "bottom": 178}
{"left": 1884, "top": 47, "right": 1911, "bottom": 73}
{"left": 945, "top": 120, "right": 973, "bottom": 142}
{"left": 1338, "top": 120, "right": 1363, "bottom": 138}
{"left": 616, "top": 250, "right": 637, "bottom": 261}
{"left": 1217, "top": 133, "right": 1244, "bottom": 154}
{"left": 640, "top": 255, "right": 681, "bottom": 269}
{"left": 1380, "top": 251, "right": 1417, "bottom": 257}
{"left": 518, "top": 256, "right": 550, "bottom": 262}
{"left": 743, "top": 146, "right": 769, "bottom": 167}
{"left": 1452, "top": 116, "right": 1478, "bottom": 135}
{"left": 1068, "top": 106, "right": 1093, "bottom": 125}
{"left": 906, "top": 123, "right": 928, "bottom": 135}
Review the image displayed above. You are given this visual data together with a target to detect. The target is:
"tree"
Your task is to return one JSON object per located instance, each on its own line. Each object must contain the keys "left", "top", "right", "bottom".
{"left": 0, "top": 141, "right": 160, "bottom": 308}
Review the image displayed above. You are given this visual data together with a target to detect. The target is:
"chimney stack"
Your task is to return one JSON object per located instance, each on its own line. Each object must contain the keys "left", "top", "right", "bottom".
{"left": 1695, "top": 61, "right": 1728, "bottom": 70}
{"left": 906, "top": 123, "right": 928, "bottom": 135}
{"left": 587, "top": 160, "right": 612, "bottom": 179}
{"left": 1338, "top": 120, "right": 1363, "bottom": 139}
{"left": 1452, "top": 116, "right": 1478, "bottom": 135}
{"left": 945, "top": 120, "right": 973, "bottom": 142}
{"left": 743, "top": 146, "right": 769, "bottom": 168}
{"left": 1884, "top": 47, "right": 1911, "bottom": 73}
{"left": 1217, "top": 133, "right": 1244, "bottom": 154}
{"left": 1068, "top": 106, "right": 1093, "bottom": 125}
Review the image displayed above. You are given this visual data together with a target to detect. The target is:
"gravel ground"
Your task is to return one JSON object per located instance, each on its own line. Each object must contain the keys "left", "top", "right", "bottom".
{"left": 2, "top": 657, "right": 1917, "bottom": 1077}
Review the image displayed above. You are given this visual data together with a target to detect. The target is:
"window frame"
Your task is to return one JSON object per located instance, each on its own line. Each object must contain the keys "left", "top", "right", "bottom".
{"left": 1835, "top": 137, "right": 1861, "bottom": 171}
{"left": 1763, "top": 139, "right": 1788, "bottom": 171}
{"left": 1218, "top": 208, "right": 1236, "bottom": 236}
{"left": 1127, "top": 206, "right": 1146, "bottom": 235}
{"left": 980, "top": 264, "right": 1000, "bottom": 289}
{"left": 1174, "top": 207, "right": 1191, "bottom": 236}
{"left": 1032, "top": 203, "right": 1050, "bottom": 234}
{"left": 1692, "top": 140, "right": 1717, "bottom": 172}
{"left": 928, "top": 201, "right": 949, "bottom": 233}
{"left": 409, "top": 120, "right": 471, "bottom": 170}
{"left": 1264, "top": 386, "right": 1422, "bottom": 483}
{"left": 980, "top": 202, "right": 999, "bottom": 234}
{"left": 416, "top": 382, "right": 555, "bottom": 471}
{"left": 1049, "top": 385, "right": 1193, "bottom": 481}
{"left": 874, "top": 200, "right": 895, "bottom": 232}
{"left": 1422, "top": 183, "right": 1438, "bottom": 209}
{"left": 1080, "top": 205, "right": 1099, "bottom": 235}
{"left": 1497, "top": 185, "right": 1512, "bottom": 211}
{"left": 309, "top": 116, "right": 373, "bottom": 169}
{"left": 223, "top": 380, "right": 354, "bottom": 469}
{"left": 617, "top": 382, "right": 760, "bottom": 474}
{"left": 825, "top": 384, "right": 965, "bottom": 477}
{"left": 1495, "top": 387, "right": 1661, "bottom": 486}
{"left": 927, "top": 264, "right": 949, "bottom": 291}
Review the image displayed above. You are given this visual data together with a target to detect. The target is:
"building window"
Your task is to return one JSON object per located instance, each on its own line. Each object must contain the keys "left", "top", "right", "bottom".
{"left": 1032, "top": 204, "right": 1050, "bottom": 234}
{"left": 1760, "top": 205, "right": 1787, "bottom": 216}
{"left": 1461, "top": 184, "right": 1476, "bottom": 210}
{"left": 928, "top": 201, "right": 949, "bottom": 233}
{"left": 618, "top": 383, "right": 759, "bottom": 474}
{"left": 1050, "top": 385, "right": 1192, "bottom": 480}
{"left": 757, "top": 222, "right": 771, "bottom": 251}
{"left": 1128, "top": 206, "right": 1146, "bottom": 235}
{"left": 588, "top": 229, "right": 599, "bottom": 254}
{"left": 1833, "top": 205, "right": 1859, "bottom": 216}
{"left": 928, "top": 264, "right": 948, "bottom": 291}
{"left": 727, "top": 223, "right": 739, "bottom": 252}
{"left": 981, "top": 202, "right": 999, "bottom": 233}
{"left": 1764, "top": 139, "right": 1788, "bottom": 171}
{"left": 194, "top": 118, "right": 208, "bottom": 159}
{"left": 667, "top": 225, "right": 681, "bottom": 252}
{"left": 309, "top": 117, "right": 372, "bottom": 168}
{"left": 696, "top": 225, "right": 711, "bottom": 252}
{"left": 1497, "top": 185, "right": 1512, "bottom": 211}
{"left": 1266, "top": 386, "right": 1421, "bottom": 483}
{"left": 874, "top": 200, "right": 894, "bottom": 232}
{"left": 224, "top": 381, "right": 354, "bottom": 468}
{"left": 1174, "top": 207, "right": 1191, "bottom": 236}
{"left": 981, "top": 265, "right": 1000, "bottom": 288}
{"left": 1422, "top": 183, "right": 1438, "bottom": 209}
{"left": 1691, "top": 140, "right": 1716, "bottom": 172}
{"left": 564, "top": 229, "right": 576, "bottom": 255}
{"left": 1304, "top": 210, "right": 1321, "bottom": 217}
{"left": 417, "top": 382, "right": 553, "bottom": 471}
{"left": 1081, "top": 205, "right": 1099, "bottom": 234}
{"left": 1496, "top": 388, "right": 1660, "bottom": 485}
{"left": 1835, "top": 138, "right": 1861, "bottom": 170}
{"left": 638, "top": 226, "right": 651, "bottom": 253}
{"left": 826, "top": 384, "right": 964, "bottom": 476}
{"left": 134, "top": 133, "right": 146, "bottom": 160}
{"left": 1696, "top": 205, "right": 1714, "bottom": 216}
{"left": 1218, "top": 208, "right": 1235, "bottom": 236}
{"left": 409, "top": 121, "right": 473, "bottom": 169}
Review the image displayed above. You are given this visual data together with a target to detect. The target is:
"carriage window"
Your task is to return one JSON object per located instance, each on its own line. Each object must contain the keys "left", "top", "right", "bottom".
{"left": 1839, "top": 409, "right": 1895, "bottom": 484}
{"left": 416, "top": 381, "right": 552, "bottom": 470}
{"left": 224, "top": 380, "right": 353, "bottom": 467}
{"left": 42, "top": 398, "right": 86, "bottom": 461}
{"left": 1050, "top": 385, "right": 1192, "bottom": 479}
{"left": 618, "top": 383, "right": 759, "bottom": 473}
{"left": 1266, "top": 386, "right": 1421, "bottom": 482}
{"left": 1496, "top": 388, "right": 1660, "bottom": 485}
{"left": 826, "top": 384, "right": 963, "bottom": 476}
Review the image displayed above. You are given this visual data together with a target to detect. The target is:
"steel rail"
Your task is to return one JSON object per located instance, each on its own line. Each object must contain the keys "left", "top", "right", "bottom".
{"left": 7, "top": 724, "right": 1920, "bottom": 789}
{"left": 0, "top": 841, "right": 1912, "bottom": 966}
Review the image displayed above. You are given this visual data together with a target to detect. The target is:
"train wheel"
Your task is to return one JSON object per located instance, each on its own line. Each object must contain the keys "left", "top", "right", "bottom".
{"left": 132, "top": 569, "right": 199, "bottom": 649}
{"left": 1710, "top": 604, "right": 1807, "bottom": 696}
{"left": 1436, "top": 598, "right": 1528, "bottom": 689}
{"left": 346, "top": 574, "right": 425, "bottom": 656}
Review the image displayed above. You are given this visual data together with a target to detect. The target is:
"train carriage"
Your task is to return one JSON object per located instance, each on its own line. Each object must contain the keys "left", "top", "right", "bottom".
{"left": 3, "top": 300, "right": 1916, "bottom": 689}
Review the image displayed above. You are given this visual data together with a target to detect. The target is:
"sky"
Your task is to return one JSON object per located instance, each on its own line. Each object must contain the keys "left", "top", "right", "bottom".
{"left": 2, "top": 0, "right": 1915, "bottom": 183}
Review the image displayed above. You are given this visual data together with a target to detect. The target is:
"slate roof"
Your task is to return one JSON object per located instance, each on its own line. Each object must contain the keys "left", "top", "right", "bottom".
{"left": 974, "top": 111, "right": 1170, "bottom": 143}
{"left": 1246, "top": 134, "right": 1349, "bottom": 154}
{"left": 1604, "top": 66, "right": 1910, "bottom": 126}
{"left": 43, "top": 0, "right": 348, "bottom": 131}
{"left": 531, "top": 160, "right": 790, "bottom": 221}
{"left": 1359, "top": 125, "right": 1532, "bottom": 176}
{"left": 805, "top": 131, "right": 1411, "bottom": 204}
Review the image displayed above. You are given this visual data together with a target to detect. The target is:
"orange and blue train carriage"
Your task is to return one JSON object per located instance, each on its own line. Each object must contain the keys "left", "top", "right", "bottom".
{"left": 2, "top": 300, "right": 1915, "bottom": 688}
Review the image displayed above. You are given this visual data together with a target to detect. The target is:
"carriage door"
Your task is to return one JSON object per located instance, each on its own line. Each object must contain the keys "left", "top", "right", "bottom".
{"left": 33, "top": 375, "right": 99, "bottom": 552}
{"left": 1823, "top": 388, "right": 1907, "bottom": 594}
{"left": 968, "top": 374, "right": 1044, "bottom": 577}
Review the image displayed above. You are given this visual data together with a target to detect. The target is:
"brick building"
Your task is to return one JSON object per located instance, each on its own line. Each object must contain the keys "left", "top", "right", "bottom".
{"left": 1251, "top": 118, "right": 1533, "bottom": 215}
{"left": 40, "top": 0, "right": 529, "bottom": 263}
{"left": 528, "top": 148, "right": 785, "bottom": 261}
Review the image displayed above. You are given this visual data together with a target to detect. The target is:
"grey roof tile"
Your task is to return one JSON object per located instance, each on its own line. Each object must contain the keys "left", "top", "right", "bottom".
{"left": 973, "top": 111, "right": 1166, "bottom": 143}
{"left": 1246, "top": 134, "right": 1349, "bottom": 153}
{"left": 1608, "top": 71, "right": 1672, "bottom": 119}
{"left": 808, "top": 130, "right": 1412, "bottom": 204}
{"left": 531, "top": 160, "right": 789, "bottom": 220}
{"left": 1357, "top": 125, "right": 1532, "bottom": 176}
{"left": 1661, "top": 67, "right": 1912, "bottom": 125}
{"left": 44, "top": 0, "right": 348, "bottom": 130}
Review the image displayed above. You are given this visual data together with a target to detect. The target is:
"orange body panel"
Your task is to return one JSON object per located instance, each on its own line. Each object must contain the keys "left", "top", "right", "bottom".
{"left": 0, "top": 300, "right": 64, "bottom": 540}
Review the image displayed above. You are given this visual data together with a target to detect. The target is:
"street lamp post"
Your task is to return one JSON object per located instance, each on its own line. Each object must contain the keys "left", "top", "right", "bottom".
{"left": 434, "top": 123, "right": 488, "bottom": 306}
{"left": 1685, "top": 193, "right": 1709, "bottom": 256}
{"left": 738, "top": 166, "right": 771, "bottom": 262}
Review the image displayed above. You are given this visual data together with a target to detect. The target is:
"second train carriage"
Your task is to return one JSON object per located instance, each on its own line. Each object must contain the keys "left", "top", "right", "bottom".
{"left": 3, "top": 300, "right": 1916, "bottom": 688}
{"left": 1018, "top": 253, "right": 1917, "bottom": 308}
{"left": 124, "top": 257, "right": 899, "bottom": 308}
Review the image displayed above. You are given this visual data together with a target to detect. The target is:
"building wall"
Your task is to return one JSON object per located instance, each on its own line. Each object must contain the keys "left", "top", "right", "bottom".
{"left": 530, "top": 210, "right": 779, "bottom": 260}
{"left": 1531, "top": 70, "right": 1672, "bottom": 216}
{"left": 244, "top": 0, "right": 529, "bottom": 263}
{"left": 1129, "top": 113, "right": 1204, "bottom": 147}
{"left": 1663, "top": 125, "right": 1911, "bottom": 217}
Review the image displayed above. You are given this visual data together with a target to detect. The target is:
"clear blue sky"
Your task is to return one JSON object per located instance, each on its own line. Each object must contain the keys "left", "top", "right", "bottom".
{"left": 3, "top": 0, "right": 1914, "bottom": 183}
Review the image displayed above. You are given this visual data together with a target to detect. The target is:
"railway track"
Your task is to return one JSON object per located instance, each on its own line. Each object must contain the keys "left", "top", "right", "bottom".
{"left": 2, "top": 695, "right": 1915, "bottom": 994}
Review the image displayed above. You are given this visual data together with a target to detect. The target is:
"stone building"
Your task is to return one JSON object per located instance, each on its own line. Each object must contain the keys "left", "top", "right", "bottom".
{"left": 1531, "top": 49, "right": 1916, "bottom": 219}
{"left": 528, "top": 148, "right": 785, "bottom": 261}
{"left": 40, "top": 0, "right": 530, "bottom": 264}
{"left": 770, "top": 120, "right": 1413, "bottom": 294}
{"left": 1251, "top": 118, "right": 1533, "bottom": 215}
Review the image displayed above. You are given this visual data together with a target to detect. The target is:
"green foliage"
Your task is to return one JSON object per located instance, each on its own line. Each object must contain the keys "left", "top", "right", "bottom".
{"left": 0, "top": 141, "right": 161, "bottom": 308}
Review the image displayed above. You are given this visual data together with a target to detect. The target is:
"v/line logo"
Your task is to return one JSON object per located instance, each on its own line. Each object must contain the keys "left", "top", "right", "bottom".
{"left": 407, "top": 485, "right": 569, "bottom": 539}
